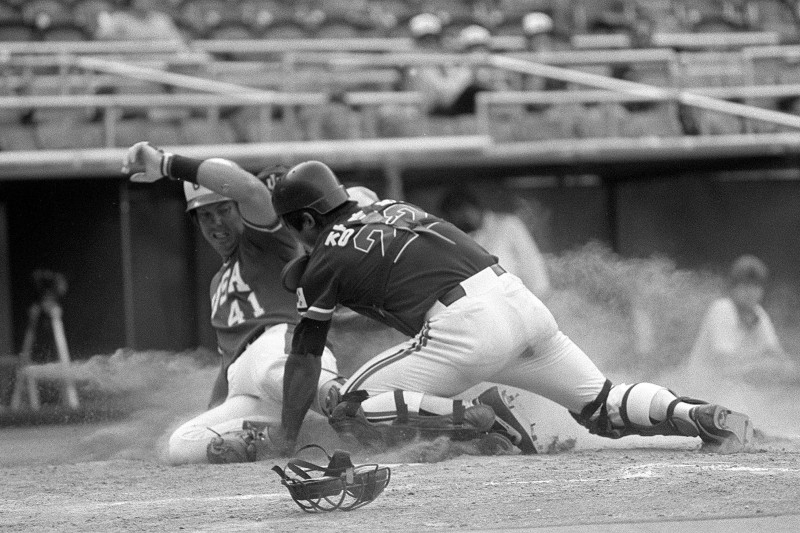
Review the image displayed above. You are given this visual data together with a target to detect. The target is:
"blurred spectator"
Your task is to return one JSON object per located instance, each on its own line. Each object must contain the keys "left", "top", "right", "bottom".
{"left": 95, "top": 0, "right": 185, "bottom": 44}
{"left": 438, "top": 186, "right": 551, "bottom": 299}
{"left": 403, "top": 14, "right": 505, "bottom": 117}
{"left": 686, "top": 255, "right": 798, "bottom": 382}
{"left": 522, "top": 12, "right": 556, "bottom": 52}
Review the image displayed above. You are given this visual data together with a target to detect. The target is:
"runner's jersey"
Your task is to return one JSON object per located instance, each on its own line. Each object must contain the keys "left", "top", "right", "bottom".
{"left": 296, "top": 200, "right": 496, "bottom": 336}
{"left": 211, "top": 220, "right": 301, "bottom": 365}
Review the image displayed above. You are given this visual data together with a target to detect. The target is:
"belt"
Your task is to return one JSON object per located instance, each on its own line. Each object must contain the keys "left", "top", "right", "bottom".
{"left": 438, "top": 264, "right": 506, "bottom": 307}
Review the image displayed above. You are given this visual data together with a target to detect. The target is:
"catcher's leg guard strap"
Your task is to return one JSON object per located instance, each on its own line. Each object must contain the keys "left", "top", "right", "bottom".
{"left": 570, "top": 379, "right": 617, "bottom": 438}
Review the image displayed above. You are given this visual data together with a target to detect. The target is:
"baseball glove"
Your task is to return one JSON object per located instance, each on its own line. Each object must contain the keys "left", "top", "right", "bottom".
{"left": 206, "top": 421, "right": 269, "bottom": 464}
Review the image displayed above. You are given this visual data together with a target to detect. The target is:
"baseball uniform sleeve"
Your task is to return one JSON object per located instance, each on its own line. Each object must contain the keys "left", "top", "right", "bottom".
{"left": 296, "top": 262, "right": 339, "bottom": 322}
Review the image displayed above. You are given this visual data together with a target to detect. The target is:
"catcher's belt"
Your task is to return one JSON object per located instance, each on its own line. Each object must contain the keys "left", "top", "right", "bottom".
{"left": 272, "top": 444, "right": 391, "bottom": 512}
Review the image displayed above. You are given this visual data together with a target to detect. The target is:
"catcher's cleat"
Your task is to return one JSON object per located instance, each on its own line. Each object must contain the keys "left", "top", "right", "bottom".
{"left": 206, "top": 421, "right": 271, "bottom": 464}
{"left": 272, "top": 444, "right": 391, "bottom": 512}
{"left": 475, "top": 386, "right": 538, "bottom": 454}
{"left": 690, "top": 404, "right": 753, "bottom": 452}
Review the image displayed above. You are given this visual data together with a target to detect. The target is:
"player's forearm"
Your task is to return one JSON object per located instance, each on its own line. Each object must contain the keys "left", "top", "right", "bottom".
{"left": 164, "top": 153, "right": 277, "bottom": 226}
{"left": 281, "top": 352, "right": 322, "bottom": 442}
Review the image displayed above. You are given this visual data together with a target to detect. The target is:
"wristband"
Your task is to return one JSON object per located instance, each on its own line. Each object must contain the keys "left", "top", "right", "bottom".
{"left": 163, "top": 154, "right": 202, "bottom": 183}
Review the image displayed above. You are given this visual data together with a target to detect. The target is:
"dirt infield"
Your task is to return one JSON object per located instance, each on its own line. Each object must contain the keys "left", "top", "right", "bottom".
{"left": 2, "top": 424, "right": 800, "bottom": 532}
{"left": 4, "top": 249, "right": 800, "bottom": 531}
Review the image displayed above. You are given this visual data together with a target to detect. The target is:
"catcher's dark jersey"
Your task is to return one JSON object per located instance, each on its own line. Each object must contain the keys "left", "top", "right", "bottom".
{"left": 211, "top": 220, "right": 302, "bottom": 366}
{"left": 296, "top": 200, "right": 496, "bottom": 337}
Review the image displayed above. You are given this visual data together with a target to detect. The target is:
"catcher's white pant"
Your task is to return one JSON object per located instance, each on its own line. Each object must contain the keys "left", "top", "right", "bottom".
{"left": 168, "top": 323, "right": 338, "bottom": 464}
{"left": 341, "top": 267, "right": 607, "bottom": 415}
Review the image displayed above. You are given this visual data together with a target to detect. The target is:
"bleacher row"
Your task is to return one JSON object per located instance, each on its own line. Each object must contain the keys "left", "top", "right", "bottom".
{"left": 0, "top": 1, "right": 798, "bottom": 42}
{"left": 4, "top": 41, "right": 800, "bottom": 151}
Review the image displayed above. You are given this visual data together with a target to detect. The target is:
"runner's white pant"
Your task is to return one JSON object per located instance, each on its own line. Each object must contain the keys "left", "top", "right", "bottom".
{"left": 341, "top": 267, "right": 607, "bottom": 415}
{"left": 168, "top": 323, "right": 338, "bottom": 464}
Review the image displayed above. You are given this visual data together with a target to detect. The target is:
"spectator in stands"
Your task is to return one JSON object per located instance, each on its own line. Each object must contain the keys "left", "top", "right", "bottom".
{"left": 438, "top": 186, "right": 551, "bottom": 299}
{"left": 403, "top": 14, "right": 488, "bottom": 117}
{"left": 686, "top": 255, "right": 798, "bottom": 383}
{"left": 95, "top": 0, "right": 185, "bottom": 44}
{"left": 522, "top": 12, "right": 556, "bottom": 53}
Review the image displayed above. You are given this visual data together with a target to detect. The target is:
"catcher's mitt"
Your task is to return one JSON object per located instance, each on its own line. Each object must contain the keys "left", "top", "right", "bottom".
{"left": 272, "top": 444, "right": 391, "bottom": 512}
{"left": 206, "top": 421, "right": 269, "bottom": 464}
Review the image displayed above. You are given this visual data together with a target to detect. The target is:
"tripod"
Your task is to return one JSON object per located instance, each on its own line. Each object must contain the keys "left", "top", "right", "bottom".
{"left": 10, "top": 274, "right": 79, "bottom": 411}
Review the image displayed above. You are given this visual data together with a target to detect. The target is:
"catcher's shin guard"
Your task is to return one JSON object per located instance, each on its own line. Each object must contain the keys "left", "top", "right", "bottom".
{"left": 329, "top": 390, "right": 496, "bottom": 450}
{"left": 206, "top": 421, "right": 271, "bottom": 464}
{"left": 572, "top": 381, "right": 753, "bottom": 452}
{"left": 272, "top": 444, "right": 390, "bottom": 512}
{"left": 474, "top": 386, "right": 537, "bottom": 454}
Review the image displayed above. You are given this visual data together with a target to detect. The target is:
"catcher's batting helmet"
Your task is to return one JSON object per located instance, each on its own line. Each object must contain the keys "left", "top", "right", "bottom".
{"left": 271, "top": 161, "right": 348, "bottom": 217}
{"left": 183, "top": 182, "right": 230, "bottom": 212}
{"left": 272, "top": 444, "right": 390, "bottom": 512}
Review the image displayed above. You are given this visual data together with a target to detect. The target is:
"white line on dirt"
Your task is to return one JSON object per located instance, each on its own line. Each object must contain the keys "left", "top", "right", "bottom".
{"left": 483, "top": 462, "right": 798, "bottom": 486}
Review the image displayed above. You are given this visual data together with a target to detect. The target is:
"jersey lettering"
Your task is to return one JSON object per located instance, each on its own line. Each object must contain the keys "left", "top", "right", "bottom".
{"left": 211, "top": 267, "right": 233, "bottom": 313}
{"left": 248, "top": 292, "right": 265, "bottom": 317}
{"left": 227, "top": 300, "right": 245, "bottom": 326}
{"left": 227, "top": 262, "right": 251, "bottom": 293}
{"left": 211, "top": 259, "right": 264, "bottom": 321}
{"left": 353, "top": 226, "right": 389, "bottom": 255}
{"left": 382, "top": 203, "right": 426, "bottom": 224}
{"left": 296, "top": 287, "right": 308, "bottom": 310}
{"left": 324, "top": 224, "right": 355, "bottom": 247}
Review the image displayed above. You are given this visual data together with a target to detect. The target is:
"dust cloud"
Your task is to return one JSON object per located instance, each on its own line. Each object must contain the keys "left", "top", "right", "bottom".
{"left": 15, "top": 243, "right": 800, "bottom": 464}
{"left": 45, "top": 349, "right": 218, "bottom": 462}
{"left": 510, "top": 243, "right": 800, "bottom": 452}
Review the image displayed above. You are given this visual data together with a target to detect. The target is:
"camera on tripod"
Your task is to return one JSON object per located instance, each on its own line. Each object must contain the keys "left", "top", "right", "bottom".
{"left": 31, "top": 269, "right": 68, "bottom": 303}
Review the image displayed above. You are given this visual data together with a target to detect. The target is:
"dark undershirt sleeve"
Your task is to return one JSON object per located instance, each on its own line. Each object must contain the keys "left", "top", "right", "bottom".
{"left": 291, "top": 316, "right": 332, "bottom": 357}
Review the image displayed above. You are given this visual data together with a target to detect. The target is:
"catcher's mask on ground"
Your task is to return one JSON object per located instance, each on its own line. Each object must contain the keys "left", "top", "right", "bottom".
{"left": 272, "top": 444, "right": 391, "bottom": 512}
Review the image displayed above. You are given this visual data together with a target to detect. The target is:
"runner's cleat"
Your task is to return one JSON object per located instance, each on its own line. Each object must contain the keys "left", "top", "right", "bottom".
{"left": 329, "top": 402, "right": 387, "bottom": 451}
{"left": 690, "top": 404, "right": 753, "bottom": 452}
{"left": 475, "top": 386, "right": 537, "bottom": 454}
{"left": 476, "top": 432, "right": 517, "bottom": 455}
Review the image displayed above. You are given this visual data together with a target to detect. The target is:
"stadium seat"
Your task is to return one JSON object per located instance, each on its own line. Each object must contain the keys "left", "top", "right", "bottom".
{"left": 315, "top": 17, "right": 362, "bottom": 39}
{"left": 575, "top": 102, "right": 628, "bottom": 138}
{"left": 678, "top": 52, "right": 746, "bottom": 87}
{"left": 621, "top": 102, "right": 684, "bottom": 137}
{"left": 317, "top": 0, "right": 367, "bottom": 20}
{"left": 179, "top": 0, "right": 228, "bottom": 37}
{"left": 419, "top": 0, "right": 473, "bottom": 26}
{"left": 691, "top": 106, "right": 745, "bottom": 135}
{"left": 260, "top": 20, "right": 309, "bottom": 39}
{"left": 39, "top": 22, "right": 88, "bottom": 41}
{"left": 207, "top": 21, "right": 254, "bottom": 40}
{"left": 515, "top": 105, "right": 580, "bottom": 141}
{"left": 21, "top": 0, "right": 71, "bottom": 31}
{"left": 35, "top": 118, "right": 105, "bottom": 149}
{"left": 376, "top": 104, "right": 428, "bottom": 137}
{"left": 71, "top": 0, "right": 114, "bottom": 35}
{"left": 300, "top": 102, "right": 364, "bottom": 140}
{"left": 0, "top": 124, "right": 38, "bottom": 150}
{"left": 181, "top": 117, "right": 238, "bottom": 145}
{"left": 238, "top": 0, "right": 296, "bottom": 31}
{"left": 0, "top": 21, "right": 35, "bottom": 41}
{"left": 26, "top": 76, "right": 96, "bottom": 123}
{"left": 0, "top": 1, "right": 21, "bottom": 24}
{"left": 114, "top": 118, "right": 186, "bottom": 148}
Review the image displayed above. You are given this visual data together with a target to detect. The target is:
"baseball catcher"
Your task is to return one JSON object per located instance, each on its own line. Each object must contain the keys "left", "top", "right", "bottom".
{"left": 266, "top": 160, "right": 752, "bottom": 457}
